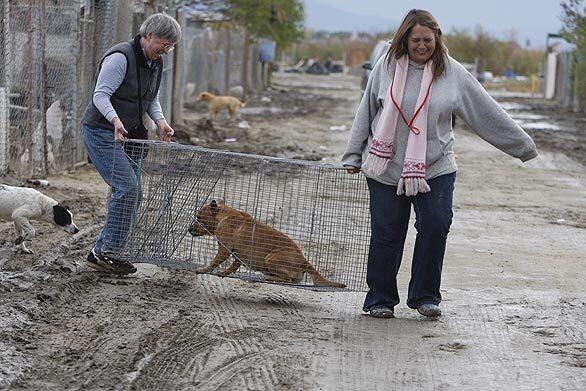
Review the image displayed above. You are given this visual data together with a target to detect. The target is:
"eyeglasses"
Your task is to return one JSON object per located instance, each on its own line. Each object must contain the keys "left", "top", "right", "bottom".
{"left": 162, "top": 43, "right": 175, "bottom": 54}
{"left": 153, "top": 37, "right": 175, "bottom": 54}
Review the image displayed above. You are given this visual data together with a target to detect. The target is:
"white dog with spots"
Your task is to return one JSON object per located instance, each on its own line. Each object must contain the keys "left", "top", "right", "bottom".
{"left": 0, "top": 184, "right": 79, "bottom": 253}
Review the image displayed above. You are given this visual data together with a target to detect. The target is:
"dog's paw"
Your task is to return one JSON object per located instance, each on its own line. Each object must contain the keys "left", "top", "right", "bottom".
{"left": 20, "top": 248, "right": 34, "bottom": 255}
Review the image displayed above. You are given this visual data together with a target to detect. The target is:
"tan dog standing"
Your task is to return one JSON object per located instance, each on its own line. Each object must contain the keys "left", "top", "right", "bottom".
{"left": 196, "top": 92, "right": 245, "bottom": 121}
{"left": 188, "top": 200, "right": 346, "bottom": 288}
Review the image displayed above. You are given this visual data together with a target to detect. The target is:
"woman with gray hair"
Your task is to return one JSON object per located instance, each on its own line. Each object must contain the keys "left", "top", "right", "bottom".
{"left": 81, "top": 13, "right": 181, "bottom": 275}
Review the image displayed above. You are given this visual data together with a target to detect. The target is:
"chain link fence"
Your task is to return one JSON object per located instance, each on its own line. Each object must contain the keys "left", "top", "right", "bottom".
{"left": 0, "top": 0, "right": 120, "bottom": 177}
{"left": 0, "top": 0, "right": 266, "bottom": 177}
{"left": 0, "top": 0, "right": 77, "bottom": 176}
{"left": 180, "top": 23, "right": 263, "bottom": 113}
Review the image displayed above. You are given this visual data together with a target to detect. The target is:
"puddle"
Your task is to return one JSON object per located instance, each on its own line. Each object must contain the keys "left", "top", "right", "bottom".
{"left": 510, "top": 112, "right": 547, "bottom": 120}
{"left": 500, "top": 102, "right": 533, "bottom": 111}
{"left": 516, "top": 121, "right": 562, "bottom": 131}
{"left": 239, "top": 106, "right": 292, "bottom": 115}
{"left": 488, "top": 90, "right": 539, "bottom": 99}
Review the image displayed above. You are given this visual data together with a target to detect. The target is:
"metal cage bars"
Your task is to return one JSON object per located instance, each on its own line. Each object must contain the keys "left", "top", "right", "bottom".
{"left": 111, "top": 140, "right": 371, "bottom": 291}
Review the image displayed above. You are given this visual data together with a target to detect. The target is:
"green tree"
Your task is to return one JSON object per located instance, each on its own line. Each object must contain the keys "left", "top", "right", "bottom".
{"left": 227, "top": 0, "right": 305, "bottom": 48}
{"left": 561, "top": 0, "right": 586, "bottom": 44}
{"left": 445, "top": 27, "right": 541, "bottom": 76}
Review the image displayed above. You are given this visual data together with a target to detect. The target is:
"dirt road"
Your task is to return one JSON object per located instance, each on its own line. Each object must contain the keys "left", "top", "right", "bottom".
{"left": 1, "top": 72, "right": 585, "bottom": 390}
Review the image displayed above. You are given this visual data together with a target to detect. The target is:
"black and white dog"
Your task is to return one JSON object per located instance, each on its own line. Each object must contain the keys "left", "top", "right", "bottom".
{"left": 0, "top": 184, "right": 79, "bottom": 253}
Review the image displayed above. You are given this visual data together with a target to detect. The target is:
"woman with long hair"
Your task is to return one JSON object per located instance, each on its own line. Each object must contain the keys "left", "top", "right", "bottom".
{"left": 343, "top": 9, "right": 537, "bottom": 318}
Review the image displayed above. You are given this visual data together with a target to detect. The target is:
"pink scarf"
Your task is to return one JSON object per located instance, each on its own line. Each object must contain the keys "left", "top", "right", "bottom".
{"left": 362, "top": 55, "right": 435, "bottom": 196}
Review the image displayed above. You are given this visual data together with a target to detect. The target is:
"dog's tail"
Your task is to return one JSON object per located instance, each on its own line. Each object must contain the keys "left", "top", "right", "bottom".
{"left": 306, "top": 264, "right": 346, "bottom": 288}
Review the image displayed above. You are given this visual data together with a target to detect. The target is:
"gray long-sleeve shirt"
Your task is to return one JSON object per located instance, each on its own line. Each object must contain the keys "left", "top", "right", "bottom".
{"left": 93, "top": 52, "right": 165, "bottom": 123}
{"left": 342, "top": 55, "right": 538, "bottom": 185}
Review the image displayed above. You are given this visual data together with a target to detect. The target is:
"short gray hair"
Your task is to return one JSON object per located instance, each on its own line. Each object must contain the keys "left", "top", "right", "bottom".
{"left": 139, "top": 13, "right": 181, "bottom": 42}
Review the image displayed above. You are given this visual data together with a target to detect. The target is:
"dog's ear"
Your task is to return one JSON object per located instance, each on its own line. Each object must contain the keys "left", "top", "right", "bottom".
{"left": 53, "top": 204, "right": 73, "bottom": 226}
{"left": 210, "top": 199, "right": 220, "bottom": 215}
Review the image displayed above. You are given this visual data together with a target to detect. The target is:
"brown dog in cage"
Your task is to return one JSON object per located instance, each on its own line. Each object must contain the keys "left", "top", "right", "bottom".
{"left": 196, "top": 92, "right": 245, "bottom": 121}
{"left": 188, "top": 200, "right": 346, "bottom": 288}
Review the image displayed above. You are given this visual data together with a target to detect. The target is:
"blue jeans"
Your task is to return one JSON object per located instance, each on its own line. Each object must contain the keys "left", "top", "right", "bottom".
{"left": 83, "top": 125, "right": 143, "bottom": 254}
{"left": 363, "top": 172, "right": 456, "bottom": 311}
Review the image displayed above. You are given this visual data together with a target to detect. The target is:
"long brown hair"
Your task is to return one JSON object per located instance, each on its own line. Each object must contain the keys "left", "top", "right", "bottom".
{"left": 385, "top": 9, "right": 448, "bottom": 79}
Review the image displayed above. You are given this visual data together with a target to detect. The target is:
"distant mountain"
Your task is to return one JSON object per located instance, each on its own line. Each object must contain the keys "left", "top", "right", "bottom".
{"left": 304, "top": 0, "right": 396, "bottom": 33}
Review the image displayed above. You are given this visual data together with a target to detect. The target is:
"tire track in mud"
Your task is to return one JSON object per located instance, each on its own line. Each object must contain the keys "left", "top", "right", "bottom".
{"left": 9, "top": 243, "right": 313, "bottom": 390}
{"left": 19, "top": 270, "right": 196, "bottom": 390}
{"left": 128, "top": 319, "right": 218, "bottom": 390}
{"left": 444, "top": 304, "right": 512, "bottom": 389}
{"left": 502, "top": 297, "right": 586, "bottom": 371}
{"left": 127, "top": 277, "right": 284, "bottom": 390}
{"left": 2, "top": 212, "right": 198, "bottom": 390}
{"left": 317, "top": 295, "right": 586, "bottom": 390}
{"left": 196, "top": 279, "right": 281, "bottom": 390}
{"left": 17, "top": 277, "right": 129, "bottom": 389}
{"left": 264, "top": 290, "right": 306, "bottom": 320}
{"left": 0, "top": 222, "right": 101, "bottom": 388}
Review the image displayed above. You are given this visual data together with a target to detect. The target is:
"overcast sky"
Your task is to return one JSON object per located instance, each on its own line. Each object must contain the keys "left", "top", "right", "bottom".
{"left": 305, "top": 0, "right": 565, "bottom": 49}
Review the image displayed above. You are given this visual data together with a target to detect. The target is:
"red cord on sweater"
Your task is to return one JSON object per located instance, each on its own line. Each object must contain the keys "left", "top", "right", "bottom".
{"left": 389, "top": 66, "right": 434, "bottom": 135}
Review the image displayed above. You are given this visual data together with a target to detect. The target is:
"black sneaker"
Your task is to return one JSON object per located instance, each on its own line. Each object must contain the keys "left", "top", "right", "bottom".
{"left": 86, "top": 248, "right": 137, "bottom": 275}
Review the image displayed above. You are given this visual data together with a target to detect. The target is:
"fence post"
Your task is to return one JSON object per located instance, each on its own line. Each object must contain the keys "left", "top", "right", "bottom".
{"left": 26, "top": 0, "right": 35, "bottom": 176}
{"left": 39, "top": 0, "right": 47, "bottom": 176}
{"left": 209, "top": 33, "right": 217, "bottom": 93}
{"left": 561, "top": 52, "right": 570, "bottom": 109}
{"left": 242, "top": 29, "right": 249, "bottom": 99}
{"left": 250, "top": 44, "right": 260, "bottom": 92}
{"left": 27, "top": 0, "right": 46, "bottom": 177}
{"left": 0, "top": 0, "right": 5, "bottom": 85}
{"left": 171, "top": 8, "right": 185, "bottom": 125}
{"left": 223, "top": 28, "right": 231, "bottom": 94}
{"left": 200, "top": 27, "right": 209, "bottom": 92}
{"left": 0, "top": 0, "right": 10, "bottom": 175}
{"left": 71, "top": 0, "right": 83, "bottom": 168}
{"left": 572, "top": 52, "right": 580, "bottom": 112}
{"left": 0, "top": 87, "right": 6, "bottom": 176}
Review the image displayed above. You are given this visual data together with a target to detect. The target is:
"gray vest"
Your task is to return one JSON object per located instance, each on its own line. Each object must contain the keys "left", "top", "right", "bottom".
{"left": 81, "top": 36, "right": 163, "bottom": 139}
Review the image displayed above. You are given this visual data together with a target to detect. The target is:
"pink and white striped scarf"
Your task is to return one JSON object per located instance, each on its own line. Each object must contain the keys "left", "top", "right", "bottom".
{"left": 362, "top": 55, "right": 435, "bottom": 196}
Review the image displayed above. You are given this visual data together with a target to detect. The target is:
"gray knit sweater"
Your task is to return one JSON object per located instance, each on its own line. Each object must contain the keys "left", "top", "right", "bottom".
{"left": 342, "top": 56, "right": 538, "bottom": 185}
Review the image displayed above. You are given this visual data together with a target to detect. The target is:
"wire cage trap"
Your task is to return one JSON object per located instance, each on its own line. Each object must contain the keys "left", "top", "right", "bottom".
{"left": 111, "top": 140, "right": 371, "bottom": 291}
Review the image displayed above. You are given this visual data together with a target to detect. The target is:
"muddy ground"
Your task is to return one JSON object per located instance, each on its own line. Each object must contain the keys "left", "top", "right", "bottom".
{"left": 1, "top": 72, "right": 585, "bottom": 390}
